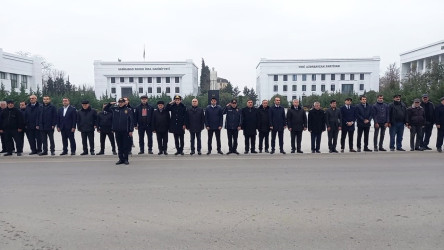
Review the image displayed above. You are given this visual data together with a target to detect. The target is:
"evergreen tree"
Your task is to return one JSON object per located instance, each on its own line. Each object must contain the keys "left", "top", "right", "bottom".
{"left": 199, "top": 59, "right": 211, "bottom": 94}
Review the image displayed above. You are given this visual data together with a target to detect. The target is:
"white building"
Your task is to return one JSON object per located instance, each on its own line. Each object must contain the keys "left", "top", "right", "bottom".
{"left": 256, "top": 57, "right": 380, "bottom": 104}
{"left": 94, "top": 60, "right": 198, "bottom": 99}
{"left": 0, "top": 48, "right": 42, "bottom": 94}
{"left": 400, "top": 40, "right": 444, "bottom": 78}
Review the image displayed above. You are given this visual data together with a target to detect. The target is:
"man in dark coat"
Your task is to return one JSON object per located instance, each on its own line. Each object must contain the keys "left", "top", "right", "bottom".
{"left": 77, "top": 100, "right": 97, "bottom": 155}
{"left": 356, "top": 95, "right": 373, "bottom": 152}
{"left": 166, "top": 95, "right": 187, "bottom": 155}
{"left": 388, "top": 94, "right": 407, "bottom": 151}
{"left": 372, "top": 95, "right": 389, "bottom": 152}
{"left": 0, "top": 101, "right": 6, "bottom": 153}
{"left": 152, "top": 101, "right": 170, "bottom": 155}
{"left": 340, "top": 97, "right": 357, "bottom": 153}
{"left": 185, "top": 98, "right": 205, "bottom": 155}
{"left": 286, "top": 99, "right": 307, "bottom": 153}
{"left": 134, "top": 95, "right": 154, "bottom": 154}
{"left": 257, "top": 100, "right": 270, "bottom": 153}
{"left": 0, "top": 100, "right": 24, "bottom": 156}
{"left": 57, "top": 97, "right": 77, "bottom": 155}
{"left": 205, "top": 97, "right": 224, "bottom": 155}
{"left": 407, "top": 99, "right": 426, "bottom": 151}
{"left": 97, "top": 103, "right": 116, "bottom": 155}
{"left": 104, "top": 98, "right": 134, "bottom": 165}
{"left": 269, "top": 97, "right": 286, "bottom": 154}
{"left": 420, "top": 94, "right": 435, "bottom": 150}
{"left": 435, "top": 97, "right": 444, "bottom": 152}
{"left": 223, "top": 99, "right": 241, "bottom": 155}
{"left": 37, "top": 96, "right": 57, "bottom": 156}
{"left": 308, "top": 102, "right": 326, "bottom": 153}
{"left": 24, "top": 95, "right": 41, "bottom": 154}
{"left": 325, "top": 100, "right": 341, "bottom": 153}
{"left": 19, "top": 102, "right": 26, "bottom": 154}
{"left": 242, "top": 99, "right": 259, "bottom": 154}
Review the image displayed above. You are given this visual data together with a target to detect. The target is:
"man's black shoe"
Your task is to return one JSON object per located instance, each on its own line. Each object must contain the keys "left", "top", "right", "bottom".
{"left": 316, "top": 150, "right": 321, "bottom": 153}
{"left": 198, "top": 151, "right": 202, "bottom": 155}
{"left": 357, "top": 148, "right": 361, "bottom": 152}
{"left": 226, "top": 151, "right": 232, "bottom": 155}
{"left": 207, "top": 151, "right": 211, "bottom": 155}
{"left": 332, "top": 150, "right": 339, "bottom": 153}
{"left": 158, "top": 152, "right": 163, "bottom": 155}
{"left": 437, "top": 148, "right": 442, "bottom": 153}
{"left": 29, "top": 151, "right": 37, "bottom": 155}
{"left": 124, "top": 161, "right": 129, "bottom": 165}
{"left": 190, "top": 151, "right": 195, "bottom": 155}
{"left": 340, "top": 149, "right": 344, "bottom": 153}
{"left": 115, "top": 160, "right": 124, "bottom": 165}
{"left": 174, "top": 151, "right": 180, "bottom": 155}
{"left": 244, "top": 151, "right": 249, "bottom": 154}
{"left": 4, "top": 153, "right": 12, "bottom": 156}
{"left": 90, "top": 152, "right": 95, "bottom": 156}
{"left": 280, "top": 150, "right": 286, "bottom": 154}
{"left": 51, "top": 152, "right": 55, "bottom": 156}
{"left": 415, "top": 148, "right": 423, "bottom": 151}
{"left": 39, "top": 152, "right": 48, "bottom": 156}
{"left": 259, "top": 150, "right": 262, "bottom": 153}
{"left": 71, "top": 152, "right": 76, "bottom": 155}
{"left": 397, "top": 148, "right": 406, "bottom": 151}
{"left": 164, "top": 151, "right": 168, "bottom": 155}
{"left": 270, "top": 150, "right": 275, "bottom": 154}
{"left": 148, "top": 150, "right": 153, "bottom": 154}
{"left": 350, "top": 149, "right": 357, "bottom": 152}
{"left": 97, "top": 151, "right": 105, "bottom": 155}
{"left": 423, "top": 146, "right": 432, "bottom": 150}
{"left": 233, "top": 151, "right": 239, "bottom": 155}
{"left": 312, "top": 150, "right": 315, "bottom": 153}
{"left": 17, "top": 153, "right": 22, "bottom": 156}
{"left": 217, "top": 150, "right": 224, "bottom": 155}
{"left": 265, "top": 149, "right": 269, "bottom": 153}
{"left": 80, "top": 152, "right": 88, "bottom": 156}
{"left": 379, "top": 148, "right": 387, "bottom": 152}
{"left": 291, "top": 150, "right": 295, "bottom": 153}
{"left": 374, "top": 148, "right": 379, "bottom": 152}
{"left": 60, "top": 152, "right": 68, "bottom": 156}
{"left": 363, "top": 148, "right": 372, "bottom": 152}
{"left": 180, "top": 151, "right": 184, "bottom": 155}
{"left": 297, "top": 150, "right": 304, "bottom": 154}
{"left": 138, "top": 151, "right": 144, "bottom": 155}
{"left": 251, "top": 151, "right": 258, "bottom": 154}
{"left": 112, "top": 151, "right": 117, "bottom": 155}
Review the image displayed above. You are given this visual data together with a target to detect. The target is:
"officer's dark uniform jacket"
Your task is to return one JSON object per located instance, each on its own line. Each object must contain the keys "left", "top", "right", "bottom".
{"left": 97, "top": 110, "right": 113, "bottom": 133}
{"left": 77, "top": 106, "right": 97, "bottom": 132}
{"left": 166, "top": 102, "right": 187, "bottom": 134}
{"left": 257, "top": 105, "right": 270, "bottom": 132}
{"left": 325, "top": 107, "right": 342, "bottom": 128}
{"left": 308, "top": 108, "right": 326, "bottom": 134}
{"left": 24, "top": 102, "right": 40, "bottom": 129}
{"left": 356, "top": 103, "right": 373, "bottom": 128}
{"left": 241, "top": 106, "right": 259, "bottom": 135}
{"left": 0, "top": 107, "right": 24, "bottom": 131}
{"left": 223, "top": 105, "right": 241, "bottom": 130}
{"left": 38, "top": 103, "right": 57, "bottom": 131}
{"left": 105, "top": 103, "right": 134, "bottom": 132}
{"left": 134, "top": 103, "right": 154, "bottom": 129}
{"left": 286, "top": 105, "right": 307, "bottom": 132}
{"left": 407, "top": 105, "right": 425, "bottom": 126}
{"left": 205, "top": 105, "right": 223, "bottom": 129}
{"left": 152, "top": 108, "right": 170, "bottom": 133}
{"left": 185, "top": 106, "right": 205, "bottom": 133}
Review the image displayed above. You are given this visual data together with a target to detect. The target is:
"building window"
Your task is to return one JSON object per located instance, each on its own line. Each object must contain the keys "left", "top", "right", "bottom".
{"left": 166, "top": 87, "right": 170, "bottom": 93}
{"left": 360, "top": 84, "right": 364, "bottom": 91}
{"left": 166, "top": 77, "right": 170, "bottom": 83}
{"left": 111, "top": 77, "right": 115, "bottom": 83}
{"left": 302, "top": 85, "right": 306, "bottom": 91}
{"left": 283, "top": 75, "right": 288, "bottom": 81}
{"left": 120, "top": 77, "right": 124, "bottom": 83}
{"left": 175, "top": 87, "right": 180, "bottom": 93}
{"left": 312, "top": 74, "right": 316, "bottom": 81}
{"left": 302, "top": 74, "right": 307, "bottom": 81}
{"left": 292, "top": 96, "right": 297, "bottom": 101}
{"left": 156, "top": 77, "right": 161, "bottom": 83}
{"left": 138, "top": 77, "right": 143, "bottom": 83}
{"left": 157, "top": 87, "right": 161, "bottom": 93}
{"left": 292, "top": 85, "right": 297, "bottom": 91}
{"left": 321, "top": 85, "right": 325, "bottom": 92}
{"left": 360, "top": 74, "right": 364, "bottom": 80}
{"left": 273, "top": 75, "right": 278, "bottom": 81}
{"left": 129, "top": 77, "right": 134, "bottom": 83}
{"left": 283, "top": 85, "right": 288, "bottom": 91}
{"left": 148, "top": 77, "right": 152, "bottom": 83}
{"left": 0, "top": 72, "right": 5, "bottom": 79}
{"left": 21, "top": 75, "right": 28, "bottom": 88}
{"left": 341, "top": 84, "right": 353, "bottom": 94}
{"left": 273, "top": 85, "right": 278, "bottom": 92}
{"left": 175, "top": 77, "right": 180, "bottom": 83}
{"left": 321, "top": 74, "right": 325, "bottom": 81}
{"left": 111, "top": 87, "right": 116, "bottom": 94}
{"left": 331, "top": 84, "right": 335, "bottom": 92}
{"left": 331, "top": 74, "right": 335, "bottom": 81}
{"left": 148, "top": 87, "right": 152, "bottom": 93}
{"left": 139, "top": 87, "right": 143, "bottom": 93}
{"left": 292, "top": 74, "right": 297, "bottom": 81}
{"left": 311, "top": 84, "right": 316, "bottom": 91}
{"left": 350, "top": 74, "right": 355, "bottom": 81}
{"left": 10, "top": 74, "right": 18, "bottom": 88}
{"left": 340, "top": 74, "right": 345, "bottom": 80}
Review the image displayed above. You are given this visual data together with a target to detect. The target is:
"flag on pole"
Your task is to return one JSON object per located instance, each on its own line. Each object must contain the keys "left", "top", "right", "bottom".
{"left": 143, "top": 44, "right": 146, "bottom": 61}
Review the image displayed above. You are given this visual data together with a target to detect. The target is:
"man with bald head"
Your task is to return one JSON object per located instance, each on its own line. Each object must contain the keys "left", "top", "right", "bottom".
{"left": 186, "top": 98, "right": 205, "bottom": 155}
{"left": 24, "top": 95, "right": 42, "bottom": 154}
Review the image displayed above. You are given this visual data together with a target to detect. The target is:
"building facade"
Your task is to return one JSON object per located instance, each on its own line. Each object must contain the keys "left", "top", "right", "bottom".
{"left": 256, "top": 57, "right": 380, "bottom": 104}
{"left": 0, "top": 48, "right": 42, "bottom": 95}
{"left": 94, "top": 60, "right": 198, "bottom": 99}
{"left": 400, "top": 40, "right": 444, "bottom": 79}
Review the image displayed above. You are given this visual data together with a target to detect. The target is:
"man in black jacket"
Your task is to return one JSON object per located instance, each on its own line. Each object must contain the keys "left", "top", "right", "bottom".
{"left": 269, "top": 97, "right": 286, "bottom": 154}
{"left": 205, "top": 97, "right": 223, "bottom": 155}
{"left": 19, "top": 102, "right": 26, "bottom": 154}
{"left": 420, "top": 94, "right": 435, "bottom": 150}
{"left": 0, "top": 100, "right": 24, "bottom": 156}
{"left": 340, "top": 98, "right": 357, "bottom": 153}
{"left": 37, "top": 96, "right": 57, "bottom": 156}
{"left": 167, "top": 95, "right": 187, "bottom": 155}
{"left": 186, "top": 98, "right": 204, "bottom": 155}
{"left": 388, "top": 94, "right": 407, "bottom": 151}
{"left": 134, "top": 95, "right": 154, "bottom": 154}
{"left": 97, "top": 103, "right": 116, "bottom": 155}
{"left": 57, "top": 97, "right": 77, "bottom": 155}
{"left": 223, "top": 99, "right": 241, "bottom": 155}
{"left": 0, "top": 101, "right": 6, "bottom": 153}
{"left": 435, "top": 97, "right": 444, "bottom": 152}
{"left": 104, "top": 98, "right": 134, "bottom": 165}
{"left": 325, "top": 100, "right": 341, "bottom": 153}
{"left": 242, "top": 99, "right": 258, "bottom": 154}
{"left": 257, "top": 100, "right": 270, "bottom": 153}
{"left": 24, "top": 95, "right": 42, "bottom": 154}
{"left": 308, "top": 102, "right": 326, "bottom": 153}
{"left": 152, "top": 101, "right": 170, "bottom": 155}
{"left": 407, "top": 99, "right": 426, "bottom": 151}
{"left": 356, "top": 95, "right": 373, "bottom": 152}
{"left": 286, "top": 99, "right": 307, "bottom": 153}
{"left": 372, "top": 95, "right": 389, "bottom": 152}
{"left": 77, "top": 100, "right": 97, "bottom": 155}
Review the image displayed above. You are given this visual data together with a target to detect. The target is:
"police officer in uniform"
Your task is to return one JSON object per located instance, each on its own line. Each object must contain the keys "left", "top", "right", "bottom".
{"left": 166, "top": 95, "right": 187, "bottom": 155}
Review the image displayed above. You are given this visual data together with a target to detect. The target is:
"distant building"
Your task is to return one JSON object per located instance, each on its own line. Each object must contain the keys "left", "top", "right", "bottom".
{"left": 94, "top": 60, "right": 198, "bottom": 99}
{"left": 256, "top": 57, "right": 380, "bottom": 104}
{"left": 400, "top": 40, "right": 444, "bottom": 79}
{"left": 0, "top": 48, "right": 42, "bottom": 94}
{"left": 217, "top": 77, "right": 229, "bottom": 90}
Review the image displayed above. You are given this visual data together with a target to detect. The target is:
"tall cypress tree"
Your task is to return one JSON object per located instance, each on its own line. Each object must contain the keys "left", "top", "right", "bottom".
{"left": 200, "top": 59, "right": 211, "bottom": 94}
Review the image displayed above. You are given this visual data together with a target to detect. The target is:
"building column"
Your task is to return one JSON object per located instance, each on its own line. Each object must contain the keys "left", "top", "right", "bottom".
{"left": 423, "top": 59, "right": 427, "bottom": 73}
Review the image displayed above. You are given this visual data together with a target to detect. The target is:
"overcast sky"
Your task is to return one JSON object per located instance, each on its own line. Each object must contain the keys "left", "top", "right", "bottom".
{"left": 2, "top": 0, "right": 443, "bottom": 88}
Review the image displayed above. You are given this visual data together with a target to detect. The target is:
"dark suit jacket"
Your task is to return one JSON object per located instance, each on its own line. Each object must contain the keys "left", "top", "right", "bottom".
{"left": 269, "top": 105, "right": 286, "bottom": 131}
{"left": 340, "top": 105, "right": 356, "bottom": 131}
{"left": 57, "top": 106, "right": 77, "bottom": 131}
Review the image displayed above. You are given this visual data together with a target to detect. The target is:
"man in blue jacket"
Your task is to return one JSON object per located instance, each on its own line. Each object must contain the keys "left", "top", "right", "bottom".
{"left": 269, "top": 97, "right": 286, "bottom": 154}
{"left": 340, "top": 98, "right": 357, "bottom": 153}
{"left": 372, "top": 95, "right": 389, "bottom": 151}
{"left": 356, "top": 95, "right": 373, "bottom": 152}
{"left": 205, "top": 97, "right": 224, "bottom": 155}
{"left": 388, "top": 94, "right": 407, "bottom": 151}
{"left": 37, "top": 96, "right": 57, "bottom": 156}
{"left": 57, "top": 97, "right": 77, "bottom": 155}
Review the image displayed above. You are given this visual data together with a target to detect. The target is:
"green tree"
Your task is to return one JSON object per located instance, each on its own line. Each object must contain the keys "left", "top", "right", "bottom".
{"left": 200, "top": 59, "right": 210, "bottom": 94}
